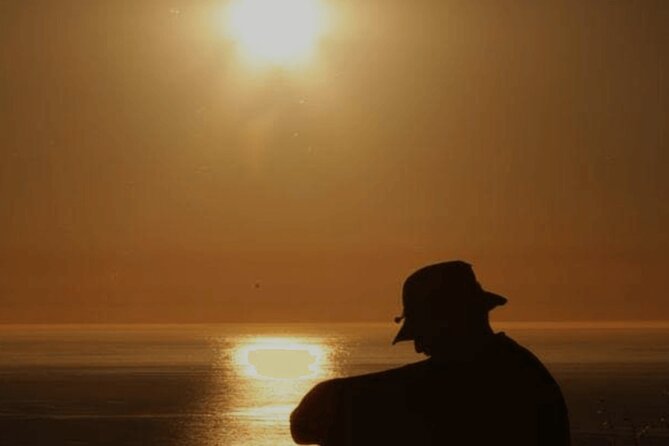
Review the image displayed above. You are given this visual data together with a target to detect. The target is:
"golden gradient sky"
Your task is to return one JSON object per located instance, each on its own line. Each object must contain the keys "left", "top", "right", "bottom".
{"left": 1, "top": 0, "right": 667, "bottom": 323}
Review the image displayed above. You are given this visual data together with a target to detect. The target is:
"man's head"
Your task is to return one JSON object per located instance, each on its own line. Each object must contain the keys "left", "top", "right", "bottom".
{"left": 393, "top": 261, "right": 507, "bottom": 357}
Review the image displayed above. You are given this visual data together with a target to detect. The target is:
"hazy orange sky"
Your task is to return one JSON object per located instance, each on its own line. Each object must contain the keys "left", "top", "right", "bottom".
{"left": 1, "top": 0, "right": 667, "bottom": 323}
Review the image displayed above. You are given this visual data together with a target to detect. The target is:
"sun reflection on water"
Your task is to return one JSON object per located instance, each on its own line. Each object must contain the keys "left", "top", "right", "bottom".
{"left": 214, "top": 336, "right": 333, "bottom": 445}
{"left": 235, "top": 337, "right": 329, "bottom": 380}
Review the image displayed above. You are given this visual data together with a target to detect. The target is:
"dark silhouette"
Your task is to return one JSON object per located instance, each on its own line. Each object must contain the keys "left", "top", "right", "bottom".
{"left": 290, "top": 261, "right": 570, "bottom": 445}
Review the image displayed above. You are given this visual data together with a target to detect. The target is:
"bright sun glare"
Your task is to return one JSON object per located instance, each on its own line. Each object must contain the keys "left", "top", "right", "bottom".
{"left": 227, "top": 0, "right": 327, "bottom": 66}
{"left": 235, "top": 338, "right": 328, "bottom": 380}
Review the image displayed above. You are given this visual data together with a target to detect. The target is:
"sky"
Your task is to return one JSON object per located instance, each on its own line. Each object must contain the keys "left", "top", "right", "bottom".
{"left": 1, "top": 0, "right": 667, "bottom": 323}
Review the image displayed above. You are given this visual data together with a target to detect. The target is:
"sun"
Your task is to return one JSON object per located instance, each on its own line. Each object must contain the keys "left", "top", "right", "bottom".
{"left": 227, "top": 0, "right": 328, "bottom": 66}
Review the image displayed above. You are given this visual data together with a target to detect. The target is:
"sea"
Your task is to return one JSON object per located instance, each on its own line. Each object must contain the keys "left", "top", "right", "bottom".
{"left": 1, "top": 323, "right": 668, "bottom": 446}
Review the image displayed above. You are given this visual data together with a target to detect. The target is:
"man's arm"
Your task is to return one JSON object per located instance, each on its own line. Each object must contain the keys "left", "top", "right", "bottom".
{"left": 290, "top": 380, "right": 342, "bottom": 445}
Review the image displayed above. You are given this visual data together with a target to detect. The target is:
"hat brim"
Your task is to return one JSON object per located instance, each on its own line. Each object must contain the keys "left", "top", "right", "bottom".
{"left": 483, "top": 291, "right": 508, "bottom": 311}
{"left": 392, "top": 318, "right": 414, "bottom": 345}
{"left": 391, "top": 290, "right": 508, "bottom": 345}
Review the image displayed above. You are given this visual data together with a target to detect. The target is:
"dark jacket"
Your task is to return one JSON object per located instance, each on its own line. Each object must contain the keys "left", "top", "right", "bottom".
{"left": 291, "top": 333, "right": 570, "bottom": 446}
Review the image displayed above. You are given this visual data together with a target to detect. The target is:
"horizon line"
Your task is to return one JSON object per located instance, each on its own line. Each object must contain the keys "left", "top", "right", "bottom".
{"left": 1, "top": 320, "right": 669, "bottom": 329}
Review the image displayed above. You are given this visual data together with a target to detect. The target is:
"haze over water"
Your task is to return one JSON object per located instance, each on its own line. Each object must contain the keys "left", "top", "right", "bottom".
{"left": 1, "top": 323, "right": 669, "bottom": 445}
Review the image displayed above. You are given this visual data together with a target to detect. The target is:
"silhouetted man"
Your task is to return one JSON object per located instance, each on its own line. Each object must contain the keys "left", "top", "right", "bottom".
{"left": 291, "top": 261, "right": 570, "bottom": 445}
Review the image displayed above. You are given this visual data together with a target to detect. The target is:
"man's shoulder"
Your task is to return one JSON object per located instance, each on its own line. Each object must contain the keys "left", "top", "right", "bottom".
{"left": 330, "top": 360, "right": 431, "bottom": 386}
{"left": 304, "top": 360, "right": 430, "bottom": 398}
{"left": 290, "top": 362, "right": 430, "bottom": 444}
{"left": 494, "top": 333, "right": 552, "bottom": 371}
{"left": 492, "top": 333, "right": 563, "bottom": 394}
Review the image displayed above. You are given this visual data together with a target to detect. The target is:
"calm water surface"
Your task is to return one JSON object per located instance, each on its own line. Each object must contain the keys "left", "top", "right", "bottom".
{"left": 1, "top": 323, "right": 669, "bottom": 445}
